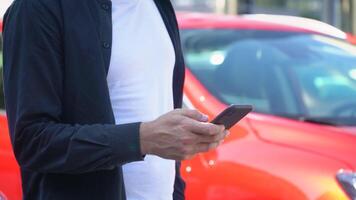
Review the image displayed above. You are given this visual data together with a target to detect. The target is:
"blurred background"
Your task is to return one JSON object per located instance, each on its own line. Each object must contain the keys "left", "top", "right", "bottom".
{"left": 1, "top": 0, "right": 355, "bottom": 34}
{"left": 172, "top": 0, "right": 356, "bottom": 34}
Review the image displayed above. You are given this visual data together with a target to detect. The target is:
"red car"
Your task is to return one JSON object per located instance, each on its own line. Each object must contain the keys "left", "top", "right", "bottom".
{"left": 1, "top": 14, "right": 356, "bottom": 200}
{"left": 178, "top": 13, "right": 356, "bottom": 200}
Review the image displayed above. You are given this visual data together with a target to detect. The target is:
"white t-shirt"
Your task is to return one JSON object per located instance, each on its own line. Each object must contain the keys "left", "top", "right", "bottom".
{"left": 107, "top": 0, "right": 176, "bottom": 200}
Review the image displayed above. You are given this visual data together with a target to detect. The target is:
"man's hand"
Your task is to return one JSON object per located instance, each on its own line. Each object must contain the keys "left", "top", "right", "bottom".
{"left": 140, "top": 109, "right": 229, "bottom": 160}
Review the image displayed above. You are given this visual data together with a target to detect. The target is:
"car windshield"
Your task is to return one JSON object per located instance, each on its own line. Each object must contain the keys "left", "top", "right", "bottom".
{"left": 181, "top": 29, "right": 356, "bottom": 126}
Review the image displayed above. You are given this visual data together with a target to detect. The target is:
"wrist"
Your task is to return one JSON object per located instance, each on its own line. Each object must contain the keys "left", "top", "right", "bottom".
{"left": 139, "top": 121, "right": 153, "bottom": 156}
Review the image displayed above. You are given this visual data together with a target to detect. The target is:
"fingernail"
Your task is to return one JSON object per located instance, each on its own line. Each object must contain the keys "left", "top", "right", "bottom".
{"left": 201, "top": 114, "right": 209, "bottom": 122}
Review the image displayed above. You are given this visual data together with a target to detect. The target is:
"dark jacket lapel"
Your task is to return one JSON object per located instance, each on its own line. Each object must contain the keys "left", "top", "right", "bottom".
{"left": 153, "top": 0, "right": 179, "bottom": 54}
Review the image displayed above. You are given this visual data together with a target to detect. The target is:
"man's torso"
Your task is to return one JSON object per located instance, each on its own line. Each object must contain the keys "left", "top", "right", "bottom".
{"left": 108, "top": 0, "right": 176, "bottom": 199}
{"left": 2, "top": 0, "right": 185, "bottom": 199}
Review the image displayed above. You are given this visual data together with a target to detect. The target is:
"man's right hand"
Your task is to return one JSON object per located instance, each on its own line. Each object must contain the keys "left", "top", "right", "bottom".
{"left": 139, "top": 109, "right": 229, "bottom": 160}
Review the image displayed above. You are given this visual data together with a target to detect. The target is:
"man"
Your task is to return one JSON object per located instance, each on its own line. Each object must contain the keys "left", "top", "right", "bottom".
{"left": 2, "top": 0, "right": 228, "bottom": 199}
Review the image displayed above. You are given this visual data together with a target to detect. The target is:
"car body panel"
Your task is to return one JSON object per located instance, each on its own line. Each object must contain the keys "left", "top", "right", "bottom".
{"left": 347, "top": 33, "right": 356, "bottom": 45}
{"left": 240, "top": 14, "right": 347, "bottom": 40}
{"left": 177, "top": 13, "right": 354, "bottom": 44}
{"left": 248, "top": 114, "right": 356, "bottom": 170}
{"left": 0, "top": 115, "right": 22, "bottom": 200}
{"left": 182, "top": 69, "right": 352, "bottom": 199}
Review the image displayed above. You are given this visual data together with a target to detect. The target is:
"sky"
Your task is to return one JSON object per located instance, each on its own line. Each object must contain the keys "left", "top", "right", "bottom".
{"left": 0, "top": 0, "right": 12, "bottom": 19}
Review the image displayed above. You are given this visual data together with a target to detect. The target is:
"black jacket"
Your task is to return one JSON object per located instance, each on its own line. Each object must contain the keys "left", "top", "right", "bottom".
{"left": 2, "top": 0, "right": 185, "bottom": 199}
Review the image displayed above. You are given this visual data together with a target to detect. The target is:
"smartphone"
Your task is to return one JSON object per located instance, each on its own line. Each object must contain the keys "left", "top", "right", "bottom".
{"left": 211, "top": 105, "right": 253, "bottom": 129}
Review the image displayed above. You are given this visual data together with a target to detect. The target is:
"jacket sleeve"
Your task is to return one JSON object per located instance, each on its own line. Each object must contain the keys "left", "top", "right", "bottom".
{"left": 173, "top": 161, "right": 186, "bottom": 200}
{"left": 2, "top": 0, "right": 143, "bottom": 174}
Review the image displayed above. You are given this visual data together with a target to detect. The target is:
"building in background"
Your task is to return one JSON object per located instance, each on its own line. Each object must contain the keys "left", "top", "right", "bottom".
{"left": 172, "top": 0, "right": 356, "bottom": 35}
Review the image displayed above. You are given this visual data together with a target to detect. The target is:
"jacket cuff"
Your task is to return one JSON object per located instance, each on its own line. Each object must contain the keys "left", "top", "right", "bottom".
{"left": 105, "top": 122, "right": 143, "bottom": 165}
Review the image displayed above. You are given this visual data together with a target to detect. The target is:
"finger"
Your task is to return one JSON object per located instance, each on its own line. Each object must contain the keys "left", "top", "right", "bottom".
{"left": 183, "top": 155, "right": 195, "bottom": 160}
{"left": 208, "top": 142, "right": 220, "bottom": 150}
{"left": 173, "top": 154, "right": 195, "bottom": 161}
{"left": 195, "top": 132, "right": 226, "bottom": 143}
{"left": 193, "top": 143, "right": 211, "bottom": 154}
{"left": 193, "top": 142, "right": 220, "bottom": 154}
{"left": 187, "top": 121, "right": 225, "bottom": 136}
{"left": 178, "top": 109, "right": 208, "bottom": 122}
{"left": 225, "top": 130, "right": 230, "bottom": 137}
{"left": 219, "top": 139, "right": 225, "bottom": 145}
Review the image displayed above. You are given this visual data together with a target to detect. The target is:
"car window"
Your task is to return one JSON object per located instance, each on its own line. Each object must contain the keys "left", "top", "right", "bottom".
{"left": 181, "top": 29, "right": 356, "bottom": 126}
{"left": 181, "top": 30, "right": 302, "bottom": 114}
{"left": 290, "top": 36, "right": 356, "bottom": 117}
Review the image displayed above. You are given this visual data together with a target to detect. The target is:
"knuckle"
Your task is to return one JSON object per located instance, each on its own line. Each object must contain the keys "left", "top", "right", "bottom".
{"left": 182, "top": 120, "right": 195, "bottom": 132}
{"left": 179, "top": 118, "right": 190, "bottom": 127}
{"left": 186, "top": 109, "right": 201, "bottom": 119}
{"left": 181, "top": 136, "right": 194, "bottom": 145}
{"left": 170, "top": 109, "right": 180, "bottom": 117}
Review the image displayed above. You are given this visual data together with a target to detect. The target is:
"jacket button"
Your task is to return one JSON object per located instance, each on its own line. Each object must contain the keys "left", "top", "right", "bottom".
{"left": 101, "top": 3, "right": 110, "bottom": 11}
{"left": 102, "top": 42, "right": 111, "bottom": 49}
